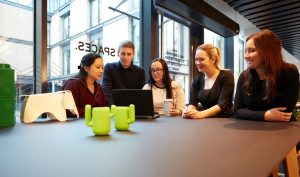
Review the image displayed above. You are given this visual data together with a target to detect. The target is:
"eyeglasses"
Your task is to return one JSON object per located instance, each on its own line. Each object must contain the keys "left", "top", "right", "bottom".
{"left": 150, "top": 69, "right": 164, "bottom": 74}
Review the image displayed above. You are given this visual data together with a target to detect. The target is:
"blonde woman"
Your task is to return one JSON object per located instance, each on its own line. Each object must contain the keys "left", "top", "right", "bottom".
{"left": 183, "top": 44, "right": 234, "bottom": 119}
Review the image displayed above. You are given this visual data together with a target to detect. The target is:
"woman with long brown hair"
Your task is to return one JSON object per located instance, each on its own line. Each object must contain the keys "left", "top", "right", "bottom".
{"left": 143, "top": 58, "right": 186, "bottom": 116}
{"left": 234, "top": 30, "right": 299, "bottom": 121}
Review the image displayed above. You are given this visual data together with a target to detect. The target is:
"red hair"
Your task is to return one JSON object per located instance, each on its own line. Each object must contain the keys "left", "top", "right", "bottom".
{"left": 244, "top": 29, "right": 293, "bottom": 100}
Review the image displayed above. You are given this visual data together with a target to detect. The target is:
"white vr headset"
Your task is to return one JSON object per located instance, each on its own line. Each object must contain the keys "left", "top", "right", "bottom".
{"left": 20, "top": 90, "right": 79, "bottom": 123}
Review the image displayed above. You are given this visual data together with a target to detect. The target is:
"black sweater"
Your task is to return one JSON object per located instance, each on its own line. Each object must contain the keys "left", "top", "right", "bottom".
{"left": 234, "top": 65, "right": 299, "bottom": 121}
{"left": 189, "top": 70, "right": 234, "bottom": 117}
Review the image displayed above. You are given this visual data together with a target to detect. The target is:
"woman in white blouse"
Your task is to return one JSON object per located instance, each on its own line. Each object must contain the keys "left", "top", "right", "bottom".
{"left": 143, "top": 58, "right": 186, "bottom": 116}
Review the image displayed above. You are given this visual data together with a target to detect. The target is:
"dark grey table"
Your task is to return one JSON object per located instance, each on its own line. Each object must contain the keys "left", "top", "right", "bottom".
{"left": 1, "top": 117, "right": 300, "bottom": 177}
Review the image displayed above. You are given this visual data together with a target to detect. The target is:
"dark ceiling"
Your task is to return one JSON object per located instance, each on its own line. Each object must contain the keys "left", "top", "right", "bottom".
{"left": 223, "top": 0, "right": 300, "bottom": 60}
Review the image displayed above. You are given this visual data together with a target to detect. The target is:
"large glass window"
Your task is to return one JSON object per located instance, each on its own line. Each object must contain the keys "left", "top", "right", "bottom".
{"left": 159, "top": 15, "right": 190, "bottom": 103}
{"left": 204, "top": 28, "right": 225, "bottom": 69}
{"left": 47, "top": 0, "right": 141, "bottom": 92}
{"left": 0, "top": 1, "right": 34, "bottom": 115}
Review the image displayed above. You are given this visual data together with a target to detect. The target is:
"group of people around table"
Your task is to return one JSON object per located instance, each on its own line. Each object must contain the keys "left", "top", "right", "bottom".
{"left": 63, "top": 29, "right": 299, "bottom": 122}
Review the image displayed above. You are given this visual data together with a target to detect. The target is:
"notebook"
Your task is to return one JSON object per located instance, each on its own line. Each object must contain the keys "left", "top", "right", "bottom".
{"left": 112, "top": 89, "right": 160, "bottom": 119}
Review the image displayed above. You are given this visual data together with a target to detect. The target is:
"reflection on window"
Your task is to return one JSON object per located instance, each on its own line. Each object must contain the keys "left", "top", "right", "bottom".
{"left": 0, "top": 0, "right": 34, "bottom": 116}
{"left": 47, "top": 0, "right": 140, "bottom": 92}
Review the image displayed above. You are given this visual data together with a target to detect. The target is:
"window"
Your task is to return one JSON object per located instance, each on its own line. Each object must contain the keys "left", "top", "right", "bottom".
{"left": 238, "top": 38, "right": 245, "bottom": 73}
{"left": 159, "top": 15, "right": 190, "bottom": 103}
{"left": 48, "top": 0, "right": 70, "bottom": 13}
{"left": 47, "top": 0, "right": 140, "bottom": 92}
{"left": 61, "top": 12, "right": 70, "bottom": 40}
{"left": 62, "top": 45, "right": 70, "bottom": 75}
{"left": 233, "top": 35, "right": 245, "bottom": 81}
{"left": 131, "top": 14, "right": 140, "bottom": 66}
{"left": 90, "top": 29, "right": 103, "bottom": 50}
{"left": 90, "top": 0, "right": 101, "bottom": 27}
{"left": 204, "top": 28, "right": 225, "bottom": 68}
{"left": 0, "top": 0, "right": 34, "bottom": 114}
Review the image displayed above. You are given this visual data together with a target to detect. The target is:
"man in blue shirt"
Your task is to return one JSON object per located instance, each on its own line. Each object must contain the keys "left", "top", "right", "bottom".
{"left": 102, "top": 40, "right": 145, "bottom": 106}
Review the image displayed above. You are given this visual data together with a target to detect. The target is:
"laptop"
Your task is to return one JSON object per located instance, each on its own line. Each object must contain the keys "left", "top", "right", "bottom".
{"left": 112, "top": 89, "right": 160, "bottom": 119}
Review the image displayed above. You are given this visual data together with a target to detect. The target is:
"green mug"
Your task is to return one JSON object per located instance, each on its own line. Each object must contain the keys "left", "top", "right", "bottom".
{"left": 85, "top": 105, "right": 112, "bottom": 135}
{"left": 111, "top": 104, "right": 135, "bottom": 131}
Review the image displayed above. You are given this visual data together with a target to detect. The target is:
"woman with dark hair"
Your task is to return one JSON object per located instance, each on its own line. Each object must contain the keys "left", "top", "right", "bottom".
{"left": 142, "top": 58, "right": 186, "bottom": 116}
{"left": 234, "top": 29, "right": 299, "bottom": 121}
{"left": 183, "top": 44, "right": 234, "bottom": 119}
{"left": 63, "top": 53, "right": 106, "bottom": 117}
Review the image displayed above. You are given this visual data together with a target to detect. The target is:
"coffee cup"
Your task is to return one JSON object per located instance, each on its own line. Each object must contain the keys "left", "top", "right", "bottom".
{"left": 163, "top": 99, "right": 173, "bottom": 116}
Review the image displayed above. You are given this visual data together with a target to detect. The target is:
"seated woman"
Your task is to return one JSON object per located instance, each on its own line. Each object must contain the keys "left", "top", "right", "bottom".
{"left": 182, "top": 44, "right": 234, "bottom": 119}
{"left": 234, "top": 30, "right": 299, "bottom": 121}
{"left": 143, "top": 58, "right": 186, "bottom": 116}
{"left": 63, "top": 53, "right": 106, "bottom": 117}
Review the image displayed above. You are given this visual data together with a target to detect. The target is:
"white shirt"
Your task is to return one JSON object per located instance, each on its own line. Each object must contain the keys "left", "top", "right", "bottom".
{"left": 143, "top": 81, "right": 186, "bottom": 114}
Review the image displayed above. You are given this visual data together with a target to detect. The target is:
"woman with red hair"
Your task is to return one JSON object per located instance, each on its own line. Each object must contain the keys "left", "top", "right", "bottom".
{"left": 234, "top": 30, "right": 299, "bottom": 121}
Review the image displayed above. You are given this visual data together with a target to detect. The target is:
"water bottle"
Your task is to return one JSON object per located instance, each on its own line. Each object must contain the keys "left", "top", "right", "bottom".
{"left": 0, "top": 63, "right": 16, "bottom": 126}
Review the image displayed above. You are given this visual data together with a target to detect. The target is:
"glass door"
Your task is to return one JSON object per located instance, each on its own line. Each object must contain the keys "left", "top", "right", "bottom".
{"left": 0, "top": 0, "right": 34, "bottom": 115}
{"left": 158, "top": 15, "right": 190, "bottom": 103}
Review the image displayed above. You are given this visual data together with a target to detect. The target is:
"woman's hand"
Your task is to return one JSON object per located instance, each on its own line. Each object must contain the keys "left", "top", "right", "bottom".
{"left": 182, "top": 106, "right": 205, "bottom": 119}
{"left": 169, "top": 108, "right": 182, "bottom": 116}
{"left": 264, "top": 107, "right": 292, "bottom": 122}
{"left": 182, "top": 105, "right": 194, "bottom": 118}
